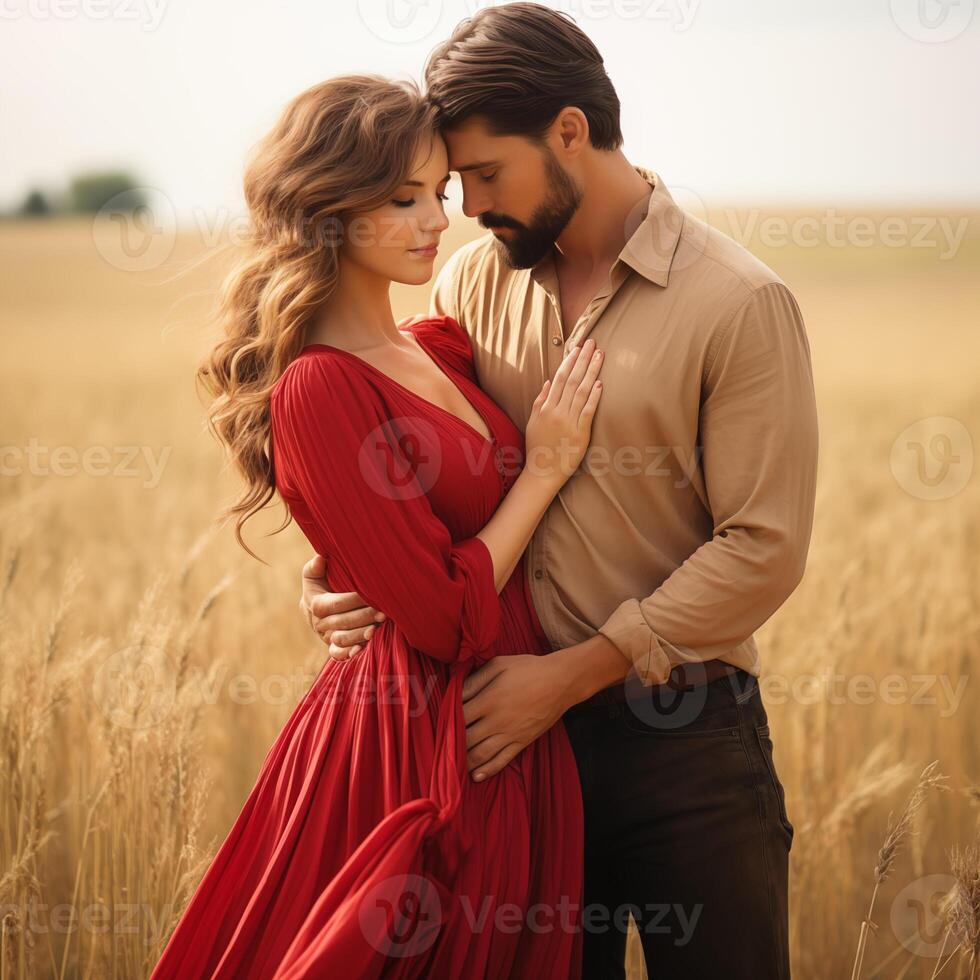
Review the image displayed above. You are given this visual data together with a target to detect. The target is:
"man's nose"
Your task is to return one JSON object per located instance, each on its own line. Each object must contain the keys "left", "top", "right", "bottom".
{"left": 461, "top": 189, "right": 491, "bottom": 220}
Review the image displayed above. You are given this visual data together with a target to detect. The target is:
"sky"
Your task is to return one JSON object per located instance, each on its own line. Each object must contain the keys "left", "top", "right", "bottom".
{"left": 3, "top": 0, "right": 979, "bottom": 222}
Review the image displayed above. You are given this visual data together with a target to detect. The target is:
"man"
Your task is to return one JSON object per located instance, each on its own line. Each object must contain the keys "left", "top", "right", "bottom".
{"left": 298, "top": 4, "right": 817, "bottom": 977}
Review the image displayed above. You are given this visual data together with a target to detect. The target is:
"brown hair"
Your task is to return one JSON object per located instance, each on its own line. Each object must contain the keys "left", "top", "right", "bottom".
{"left": 424, "top": 2, "right": 622, "bottom": 150}
{"left": 196, "top": 75, "right": 437, "bottom": 560}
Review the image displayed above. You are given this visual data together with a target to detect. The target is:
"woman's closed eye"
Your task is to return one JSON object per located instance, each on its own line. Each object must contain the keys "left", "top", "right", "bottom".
{"left": 392, "top": 192, "right": 450, "bottom": 208}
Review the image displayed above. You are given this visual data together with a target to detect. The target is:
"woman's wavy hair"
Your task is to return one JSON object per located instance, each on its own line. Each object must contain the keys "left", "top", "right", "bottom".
{"left": 196, "top": 75, "right": 437, "bottom": 560}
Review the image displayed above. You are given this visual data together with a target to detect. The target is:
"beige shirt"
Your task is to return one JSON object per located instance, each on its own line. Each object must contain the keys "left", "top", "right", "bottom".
{"left": 429, "top": 166, "right": 819, "bottom": 687}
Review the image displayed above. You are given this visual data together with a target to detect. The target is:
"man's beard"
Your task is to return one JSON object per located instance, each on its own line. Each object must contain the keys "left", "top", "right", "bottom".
{"left": 480, "top": 149, "right": 582, "bottom": 270}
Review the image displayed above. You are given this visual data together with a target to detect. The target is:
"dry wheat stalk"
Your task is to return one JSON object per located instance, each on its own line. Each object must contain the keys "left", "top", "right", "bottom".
{"left": 947, "top": 838, "right": 980, "bottom": 979}
{"left": 851, "top": 762, "right": 950, "bottom": 980}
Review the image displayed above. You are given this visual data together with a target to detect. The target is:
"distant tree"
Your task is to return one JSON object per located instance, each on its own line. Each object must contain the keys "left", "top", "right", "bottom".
{"left": 68, "top": 172, "right": 146, "bottom": 213}
{"left": 19, "top": 189, "right": 51, "bottom": 216}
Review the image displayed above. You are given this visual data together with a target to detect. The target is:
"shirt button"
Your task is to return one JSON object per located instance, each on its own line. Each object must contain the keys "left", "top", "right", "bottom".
{"left": 551, "top": 336, "right": 561, "bottom": 346}
{"left": 534, "top": 569, "right": 544, "bottom": 580}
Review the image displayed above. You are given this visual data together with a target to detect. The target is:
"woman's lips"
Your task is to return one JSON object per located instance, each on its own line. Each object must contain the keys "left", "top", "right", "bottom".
{"left": 408, "top": 244, "right": 438, "bottom": 258}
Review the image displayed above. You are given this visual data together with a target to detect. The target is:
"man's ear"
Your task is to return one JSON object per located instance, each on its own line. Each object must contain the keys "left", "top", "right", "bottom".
{"left": 553, "top": 106, "right": 589, "bottom": 155}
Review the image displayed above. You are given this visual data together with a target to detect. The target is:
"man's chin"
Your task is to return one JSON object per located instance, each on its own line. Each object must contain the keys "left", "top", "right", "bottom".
{"left": 490, "top": 233, "right": 546, "bottom": 270}
{"left": 490, "top": 234, "right": 519, "bottom": 268}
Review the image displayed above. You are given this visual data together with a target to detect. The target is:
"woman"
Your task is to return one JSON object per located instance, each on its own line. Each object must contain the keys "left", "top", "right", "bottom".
{"left": 150, "top": 75, "right": 603, "bottom": 979}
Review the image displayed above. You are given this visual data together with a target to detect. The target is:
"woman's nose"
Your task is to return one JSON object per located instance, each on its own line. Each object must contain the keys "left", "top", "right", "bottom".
{"left": 423, "top": 208, "right": 449, "bottom": 233}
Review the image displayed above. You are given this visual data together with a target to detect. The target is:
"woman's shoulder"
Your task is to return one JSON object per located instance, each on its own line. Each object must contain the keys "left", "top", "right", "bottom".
{"left": 271, "top": 346, "right": 382, "bottom": 421}
{"left": 402, "top": 314, "right": 477, "bottom": 380}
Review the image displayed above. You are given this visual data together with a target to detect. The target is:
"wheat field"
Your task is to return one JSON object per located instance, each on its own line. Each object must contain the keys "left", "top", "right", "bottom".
{"left": 1, "top": 208, "right": 978, "bottom": 979}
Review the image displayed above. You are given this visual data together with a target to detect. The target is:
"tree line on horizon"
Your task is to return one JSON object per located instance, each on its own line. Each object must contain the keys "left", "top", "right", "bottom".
{"left": 5, "top": 171, "right": 146, "bottom": 218}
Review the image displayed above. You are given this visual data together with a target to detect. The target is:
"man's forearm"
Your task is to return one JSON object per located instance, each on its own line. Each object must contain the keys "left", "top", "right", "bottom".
{"left": 552, "top": 632, "right": 634, "bottom": 707}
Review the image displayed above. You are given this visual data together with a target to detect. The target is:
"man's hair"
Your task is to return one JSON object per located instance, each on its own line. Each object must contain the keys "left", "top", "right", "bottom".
{"left": 423, "top": 2, "right": 623, "bottom": 151}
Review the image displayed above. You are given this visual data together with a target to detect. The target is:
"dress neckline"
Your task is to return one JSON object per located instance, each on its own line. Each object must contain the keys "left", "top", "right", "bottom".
{"left": 301, "top": 324, "right": 496, "bottom": 448}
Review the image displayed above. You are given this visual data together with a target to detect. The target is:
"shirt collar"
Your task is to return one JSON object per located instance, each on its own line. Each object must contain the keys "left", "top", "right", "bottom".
{"left": 530, "top": 165, "right": 683, "bottom": 291}
{"left": 617, "top": 166, "right": 684, "bottom": 288}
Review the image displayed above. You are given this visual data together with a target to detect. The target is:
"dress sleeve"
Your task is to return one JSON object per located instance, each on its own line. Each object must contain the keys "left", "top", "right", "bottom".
{"left": 270, "top": 352, "right": 501, "bottom": 664}
{"left": 409, "top": 315, "right": 479, "bottom": 384}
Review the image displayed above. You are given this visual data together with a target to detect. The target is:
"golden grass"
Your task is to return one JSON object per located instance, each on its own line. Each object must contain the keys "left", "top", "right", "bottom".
{"left": 1, "top": 208, "right": 978, "bottom": 978}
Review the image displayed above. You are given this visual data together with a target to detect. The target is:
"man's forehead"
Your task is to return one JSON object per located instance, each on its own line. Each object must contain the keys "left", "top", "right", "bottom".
{"left": 450, "top": 157, "right": 500, "bottom": 174}
{"left": 444, "top": 127, "right": 529, "bottom": 173}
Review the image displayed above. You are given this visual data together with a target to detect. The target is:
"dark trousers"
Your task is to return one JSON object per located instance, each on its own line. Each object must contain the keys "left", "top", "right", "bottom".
{"left": 561, "top": 669, "right": 794, "bottom": 979}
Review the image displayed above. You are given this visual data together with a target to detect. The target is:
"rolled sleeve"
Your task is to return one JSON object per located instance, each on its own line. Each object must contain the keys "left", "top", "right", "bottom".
{"left": 598, "top": 281, "right": 819, "bottom": 686}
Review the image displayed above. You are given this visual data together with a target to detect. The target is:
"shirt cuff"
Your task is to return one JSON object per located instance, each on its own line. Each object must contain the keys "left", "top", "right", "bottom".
{"left": 597, "top": 598, "right": 672, "bottom": 687}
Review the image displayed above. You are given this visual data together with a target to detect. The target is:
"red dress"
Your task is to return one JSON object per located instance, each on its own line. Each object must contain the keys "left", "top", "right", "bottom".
{"left": 149, "top": 314, "right": 584, "bottom": 979}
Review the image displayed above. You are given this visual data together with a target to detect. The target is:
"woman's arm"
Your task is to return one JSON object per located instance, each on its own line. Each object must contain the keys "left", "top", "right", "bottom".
{"left": 272, "top": 342, "right": 602, "bottom": 663}
{"left": 477, "top": 338, "right": 603, "bottom": 591}
{"left": 272, "top": 353, "right": 499, "bottom": 663}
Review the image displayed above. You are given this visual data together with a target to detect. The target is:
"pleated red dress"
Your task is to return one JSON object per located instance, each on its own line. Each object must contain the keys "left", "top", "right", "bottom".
{"left": 149, "top": 314, "right": 584, "bottom": 979}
